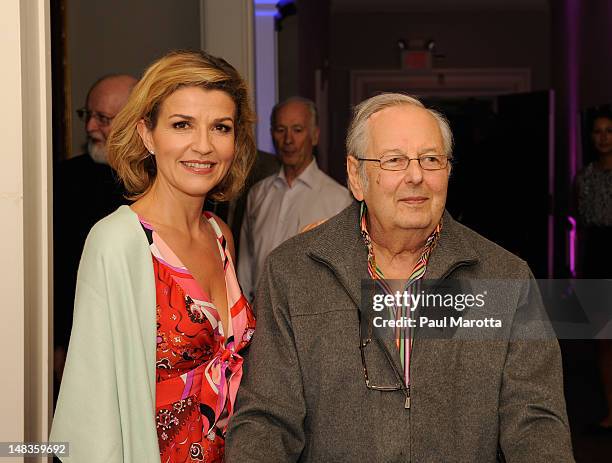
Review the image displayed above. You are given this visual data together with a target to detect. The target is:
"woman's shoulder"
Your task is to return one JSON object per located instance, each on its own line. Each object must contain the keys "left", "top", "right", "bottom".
{"left": 204, "top": 211, "right": 236, "bottom": 260}
{"left": 577, "top": 162, "right": 597, "bottom": 178}
{"left": 85, "top": 205, "right": 146, "bottom": 254}
{"left": 77, "top": 205, "right": 152, "bottom": 283}
{"left": 204, "top": 211, "right": 228, "bottom": 235}
{"left": 575, "top": 163, "right": 594, "bottom": 188}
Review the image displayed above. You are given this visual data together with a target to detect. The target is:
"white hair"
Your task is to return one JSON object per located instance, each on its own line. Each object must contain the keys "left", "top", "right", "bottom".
{"left": 270, "top": 96, "right": 318, "bottom": 129}
{"left": 88, "top": 139, "right": 109, "bottom": 165}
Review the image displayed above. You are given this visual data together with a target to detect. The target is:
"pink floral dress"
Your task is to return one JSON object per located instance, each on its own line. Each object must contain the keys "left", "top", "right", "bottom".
{"left": 139, "top": 213, "right": 255, "bottom": 462}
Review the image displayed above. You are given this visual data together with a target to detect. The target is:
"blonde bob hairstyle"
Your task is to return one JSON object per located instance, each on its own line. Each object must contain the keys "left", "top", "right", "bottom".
{"left": 107, "top": 50, "right": 256, "bottom": 201}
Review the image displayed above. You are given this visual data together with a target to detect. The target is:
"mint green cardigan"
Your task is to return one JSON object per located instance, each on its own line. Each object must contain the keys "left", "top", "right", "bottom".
{"left": 50, "top": 206, "right": 160, "bottom": 462}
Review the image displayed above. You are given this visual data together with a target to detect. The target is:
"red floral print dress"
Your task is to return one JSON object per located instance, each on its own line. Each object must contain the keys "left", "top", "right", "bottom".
{"left": 139, "top": 213, "right": 255, "bottom": 463}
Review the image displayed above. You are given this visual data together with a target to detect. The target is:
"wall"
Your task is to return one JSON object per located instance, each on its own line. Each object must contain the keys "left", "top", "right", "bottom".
{"left": 325, "top": 9, "right": 550, "bottom": 182}
{"left": 277, "top": 14, "right": 299, "bottom": 102}
{"left": 0, "top": 0, "right": 53, "bottom": 453}
{"left": 21, "top": 0, "right": 53, "bottom": 445}
{"left": 580, "top": 0, "right": 612, "bottom": 108}
{"left": 0, "top": 0, "right": 26, "bottom": 449}
{"left": 67, "top": 0, "right": 201, "bottom": 157}
{"left": 201, "top": 0, "right": 255, "bottom": 95}
{"left": 330, "top": 10, "right": 550, "bottom": 89}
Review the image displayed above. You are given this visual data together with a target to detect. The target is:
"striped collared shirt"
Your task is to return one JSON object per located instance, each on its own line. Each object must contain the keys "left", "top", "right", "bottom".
{"left": 359, "top": 201, "right": 441, "bottom": 385}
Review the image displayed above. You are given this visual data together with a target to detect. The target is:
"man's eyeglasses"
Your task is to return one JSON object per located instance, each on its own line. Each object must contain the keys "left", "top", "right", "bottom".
{"left": 76, "top": 108, "right": 115, "bottom": 127}
{"left": 356, "top": 152, "right": 450, "bottom": 171}
{"left": 358, "top": 310, "right": 410, "bottom": 405}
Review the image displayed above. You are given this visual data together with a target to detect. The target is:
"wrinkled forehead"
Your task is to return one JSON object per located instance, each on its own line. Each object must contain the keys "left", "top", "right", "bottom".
{"left": 275, "top": 101, "right": 312, "bottom": 127}
{"left": 366, "top": 105, "right": 443, "bottom": 154}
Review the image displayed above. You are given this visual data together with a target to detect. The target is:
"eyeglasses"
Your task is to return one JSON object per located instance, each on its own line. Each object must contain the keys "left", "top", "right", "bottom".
{"left": 356, "top": 152, "right": 450, "bottom": 171}
{"left": 76, "top": 108, "right": 115, "bottom": 127}
{"left": 358, "top": 310, "right": 410, "bottom": 401}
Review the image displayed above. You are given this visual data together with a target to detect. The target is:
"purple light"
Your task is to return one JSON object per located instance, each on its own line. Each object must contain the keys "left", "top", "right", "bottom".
{"left": 568, "top": 216, "right": 577, "bottom": 277}
{"left": 567, "top": 0, "right": 580, "bottom": 180}
{"left": 565, "top": 0, "right": 581, "bottom": 278}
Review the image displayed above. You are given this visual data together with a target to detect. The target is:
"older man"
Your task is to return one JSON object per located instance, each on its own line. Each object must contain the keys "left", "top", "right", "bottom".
{"left": 226, "top": 93, "right": 574, "bottom": 462}
{"left": 237, "top": 96, "right": 352, "bottom": 301}
{"left": 54, "top": 74, "right": 137, "bottom": 384}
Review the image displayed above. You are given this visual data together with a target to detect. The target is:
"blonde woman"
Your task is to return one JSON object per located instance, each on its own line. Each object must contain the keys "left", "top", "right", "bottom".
{"left": 51, "top": 50, "right": 256, "bottom": 462}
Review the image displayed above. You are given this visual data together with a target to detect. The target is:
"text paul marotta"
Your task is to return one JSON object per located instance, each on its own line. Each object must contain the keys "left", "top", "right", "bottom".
{"left": 370, "top": 290, "right": 502, "bottom": 328}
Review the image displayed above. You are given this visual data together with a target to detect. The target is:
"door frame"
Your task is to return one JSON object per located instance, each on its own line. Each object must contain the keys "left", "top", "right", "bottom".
{"left": 0, "top": 0, "right": 54, "bottom": 453}
{"left": 350, "top": 68, "right": 531, "bottom": 105}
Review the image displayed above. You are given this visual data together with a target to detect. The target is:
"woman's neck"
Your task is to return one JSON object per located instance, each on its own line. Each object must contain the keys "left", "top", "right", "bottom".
{"left": 131, "top": 182, "right": 205, "bottom": 235}
{"left": 368, "top": 220, "right": 430, "bottom": 279}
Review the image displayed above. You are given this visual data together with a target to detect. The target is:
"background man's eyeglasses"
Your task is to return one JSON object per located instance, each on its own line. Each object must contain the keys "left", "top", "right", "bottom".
{"left": 357, "top": 153, "right": 450, "bottom": 171}
{"left": 76, "top": 108, "right": 115, "bottom": 127}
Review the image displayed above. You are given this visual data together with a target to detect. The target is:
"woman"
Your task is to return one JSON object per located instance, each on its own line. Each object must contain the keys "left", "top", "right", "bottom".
{"left": 575, "top": 107, "right": 612, "bottom": 433}
{"left": 576, "top": 108, "right": 612, "bottom": 246}
{"left": 51, "top": 50, "right": 257, "bottom": 462}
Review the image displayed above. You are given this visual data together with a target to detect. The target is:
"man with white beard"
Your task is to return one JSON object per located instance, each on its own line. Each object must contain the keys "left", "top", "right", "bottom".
{"left": 80, "top": 74, "right": 138, "bottom": 164}
{"left": 53, "top": 74, "right": 137, "bottom": 390}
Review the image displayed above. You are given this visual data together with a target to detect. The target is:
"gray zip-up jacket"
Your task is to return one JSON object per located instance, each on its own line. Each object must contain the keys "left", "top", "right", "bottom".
{"left": 226, "top": 202, "right": 574, "bottom": 462}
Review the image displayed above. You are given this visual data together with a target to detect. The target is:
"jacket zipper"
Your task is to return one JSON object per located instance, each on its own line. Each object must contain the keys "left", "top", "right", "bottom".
{"left": 309, "top": 253, "right": 475, "bottom": 412}
{"left": 310, "top": 253, "right": 414, "bottom": 408}
{"left": 406, "top": 260, "right": 474, "bottom": 410}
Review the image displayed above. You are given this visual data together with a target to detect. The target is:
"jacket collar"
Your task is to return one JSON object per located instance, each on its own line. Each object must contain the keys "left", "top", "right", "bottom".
{"left": 307, "top": 201, "right": 480, "bottom": 377}
{"left": 306, "top": 201, "right": 369, "bottom": 307}
{"left": 426, "top": 210, "right": 480, "bottom": 279}
{"left": 306, "top": 201, "right": 480, "bottom": 308}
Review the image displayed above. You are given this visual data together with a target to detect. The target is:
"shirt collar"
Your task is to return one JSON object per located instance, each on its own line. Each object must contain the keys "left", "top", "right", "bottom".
{"left": 304, "top": 203, "right": 478, "bottom": 309}
{"left": 359, "top": 201, "right": 442, "bottom": 282}
{"left": 275, "top": 158, "right": 319, "bottom": 189}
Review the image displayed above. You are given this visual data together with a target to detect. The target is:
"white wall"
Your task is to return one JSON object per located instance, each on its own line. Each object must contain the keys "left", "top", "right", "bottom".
{"left": 200, "top": 0, "right": 255, "bottom": 91}
{"left": 0, "top": 0, "right": 26, "bottom": 449}
{"left": 0, "top": 0, "right": 52, "bottom": 458}
{"left": 21, "top": 0, "right": 53, "bottom": 446}
{"left": 200, "top": 0, "right": 258, "bottom": 143}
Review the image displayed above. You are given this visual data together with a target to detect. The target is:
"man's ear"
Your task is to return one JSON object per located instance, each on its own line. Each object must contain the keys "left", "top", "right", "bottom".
{"left": 311, "top": 126, "right": 320, "bottom": 147}
{"left": 136, "top": 119, "right": 155, "bottom": 154}
{"left": 346, "top": 155, "right": 365, "bottom": 201}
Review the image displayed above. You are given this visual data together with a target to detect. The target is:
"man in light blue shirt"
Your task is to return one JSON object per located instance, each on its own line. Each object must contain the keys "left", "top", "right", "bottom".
{"left": 238, "top": 97, "right": 352, "bottom": 301}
